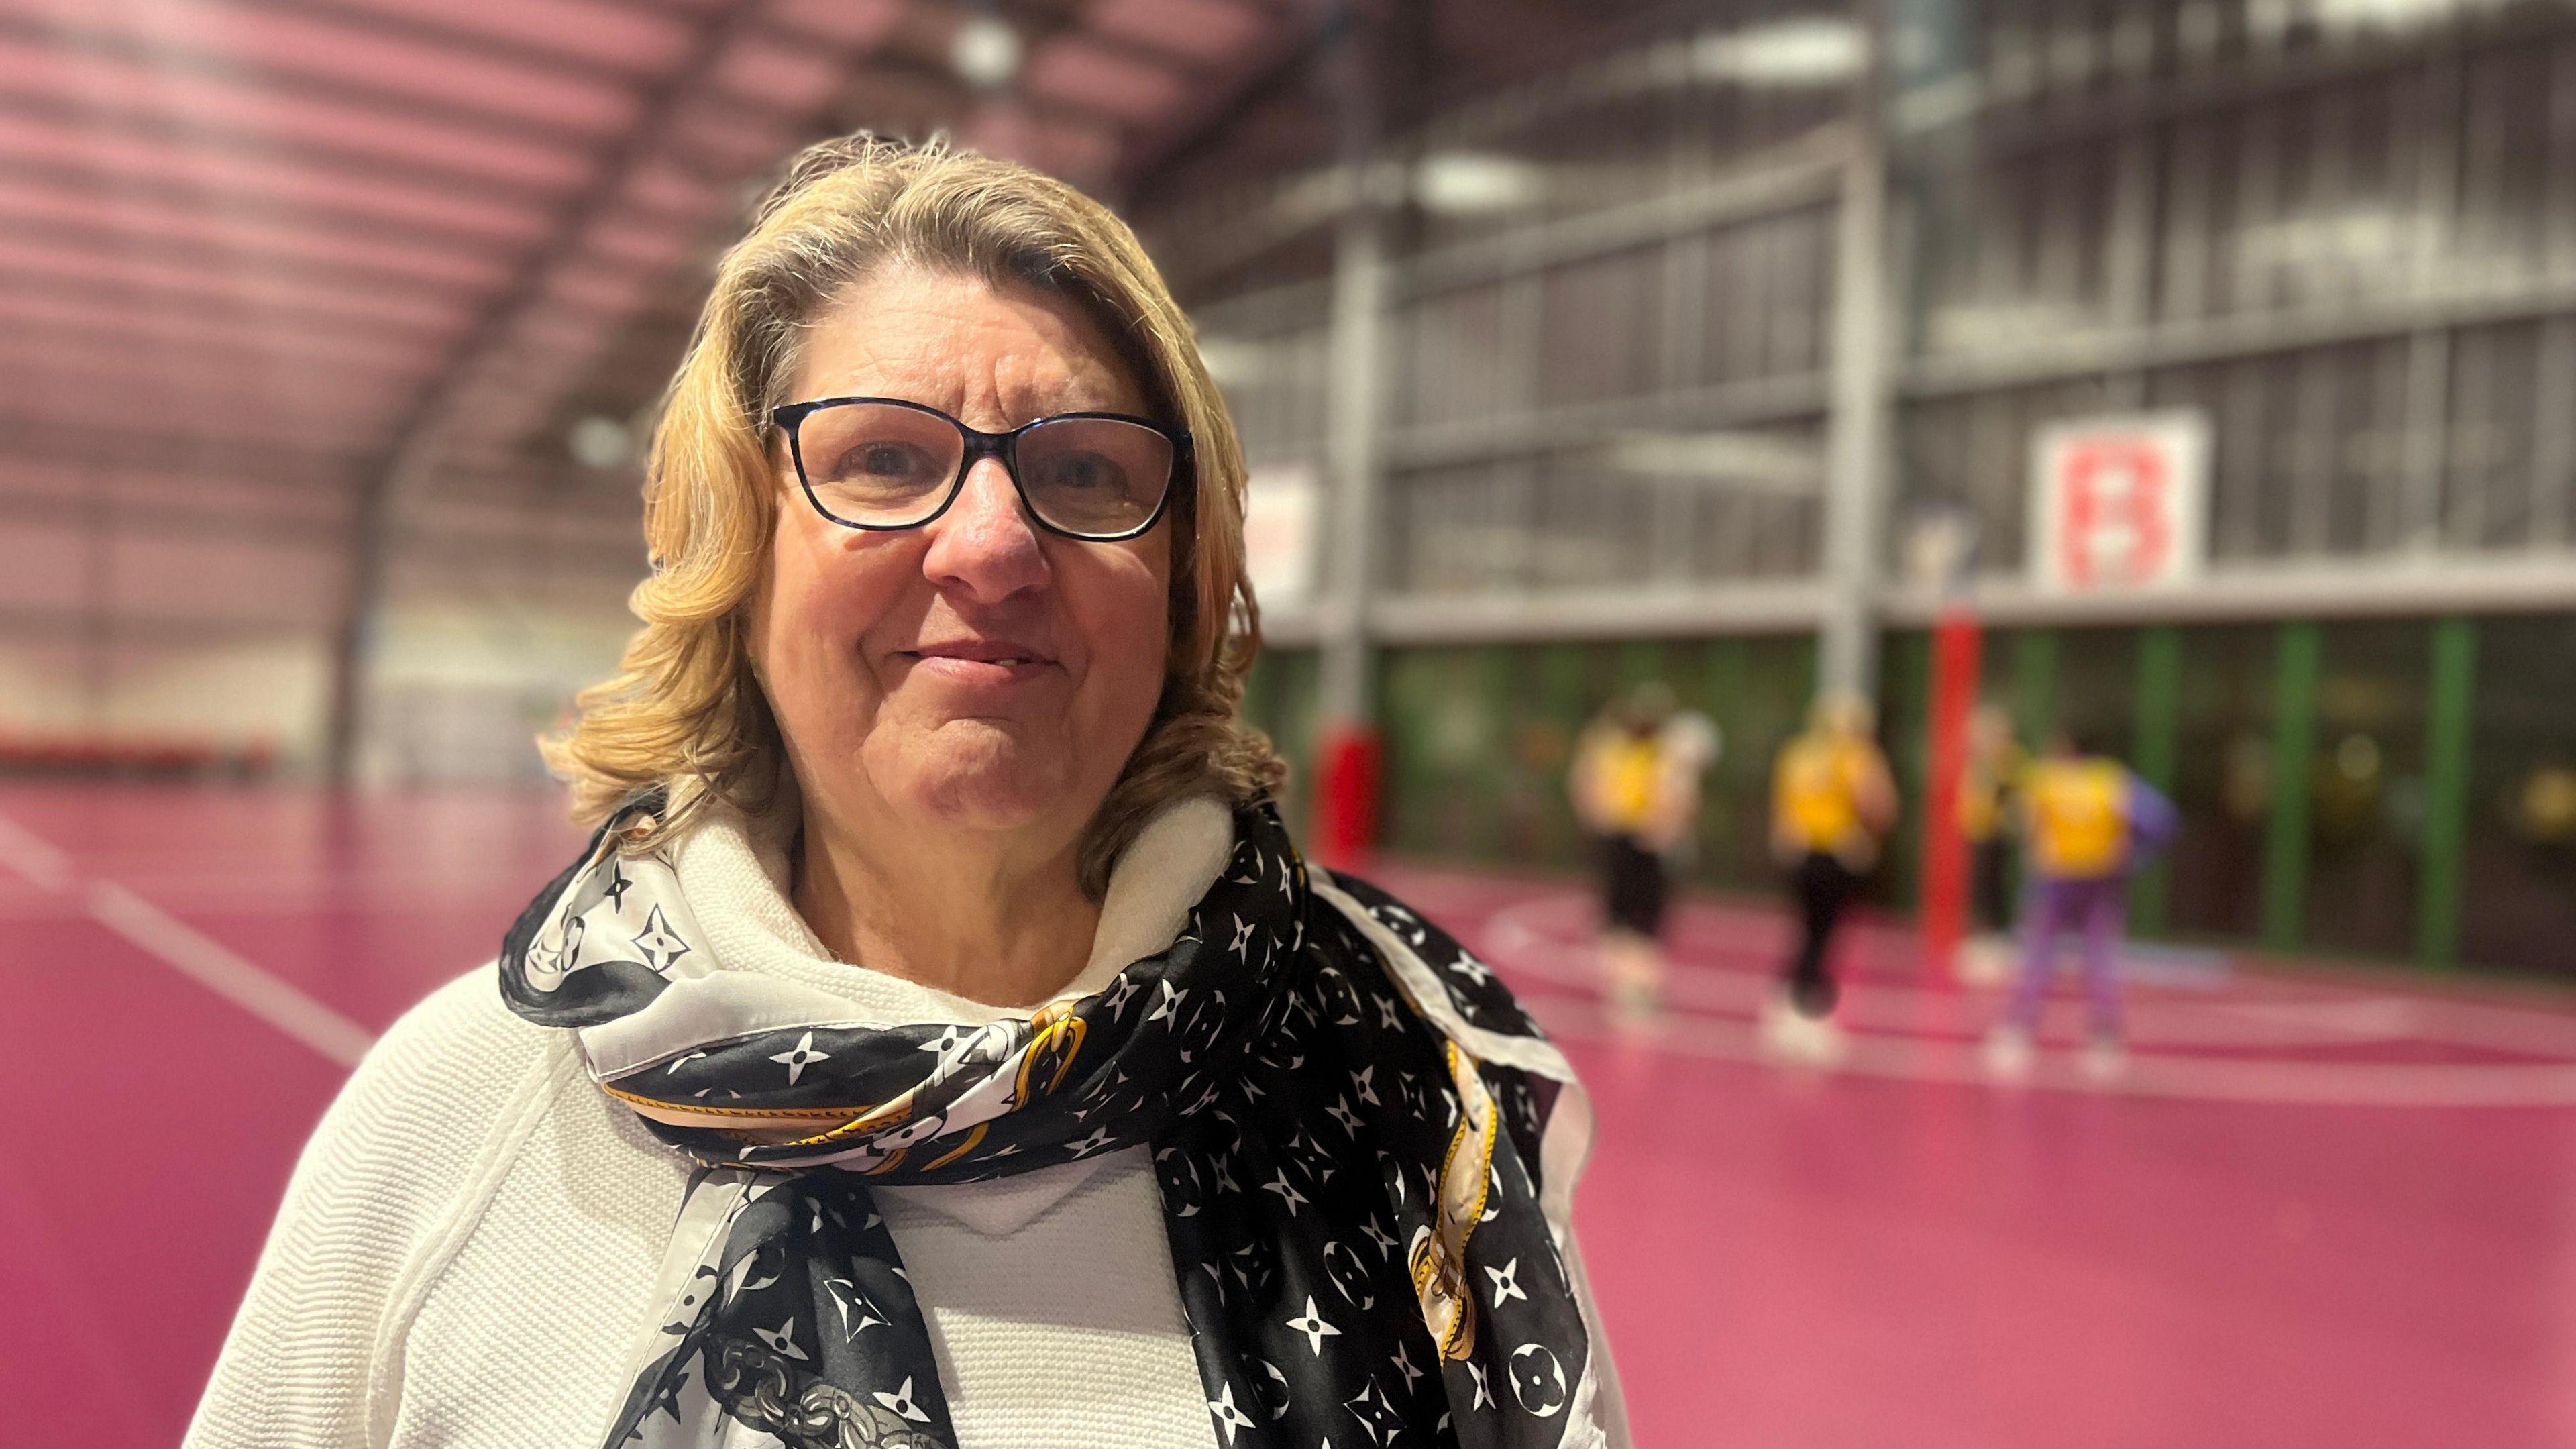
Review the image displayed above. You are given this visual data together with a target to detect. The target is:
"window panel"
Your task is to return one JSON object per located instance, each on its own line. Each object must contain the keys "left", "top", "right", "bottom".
{"left": 2304, "top": 620, "right": 2430, "bottom": 961}
{"left": 2461, "top": 616, "right": 2576, "bottom": 977}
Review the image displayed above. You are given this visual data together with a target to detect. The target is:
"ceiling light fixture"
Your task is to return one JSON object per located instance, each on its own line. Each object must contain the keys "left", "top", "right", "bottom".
{"left": 2309, "top": 0, "right": 2457, "bottom": 32}
{"left": 1411, "top": 152, "right": 1546, "bottom": 215}
{"left": 1694, "top": 17, "right": 1868, "bottom": 87}
{"left": 566, "top": 415, "right": 633, "bottom": 470}
{"left": 952, "top": 12, "right": 1023, "bottom": 90}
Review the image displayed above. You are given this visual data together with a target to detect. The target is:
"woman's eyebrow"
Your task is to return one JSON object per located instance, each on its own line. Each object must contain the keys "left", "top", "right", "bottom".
{"left": 998, "top": 388, "right": 1133, "bottom": 423}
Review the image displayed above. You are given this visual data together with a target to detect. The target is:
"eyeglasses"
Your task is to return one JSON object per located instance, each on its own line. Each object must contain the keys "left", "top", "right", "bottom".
{"left": 771, "top": 396, "right": 1190, "bottom": 542}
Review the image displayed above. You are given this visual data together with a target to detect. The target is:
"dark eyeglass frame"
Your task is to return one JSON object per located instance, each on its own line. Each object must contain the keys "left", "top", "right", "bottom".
{"left": 770, "top": 395, "right": 1193, "bottom": 543}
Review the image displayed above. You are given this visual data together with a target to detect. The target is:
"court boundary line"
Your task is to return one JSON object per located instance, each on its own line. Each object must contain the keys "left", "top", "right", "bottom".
{"left": 0, "top": 810, "right": 71, "bottom": 891}
{"left": 1530, "top": 996, "right": 2576, "bottom": 1106}
{"left": 0, "top": 811, "right": 375, "bottom": 1069}
{"left": 1477, "top": 889, "right": 2576, "bottom": 1108}
{"left": 1481, "top": 889, "right": 2576, "bottom": 1049}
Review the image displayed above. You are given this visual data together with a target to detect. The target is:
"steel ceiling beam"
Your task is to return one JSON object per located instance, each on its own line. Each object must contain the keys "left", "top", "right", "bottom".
{"left": 1117, "top": 1, "right": 1335, "bottom": 200}
{"left": 0, "top": 213, "right": 500, "bottom": 305}
{"left": 689, "top": 80, "right": 812, "bottom": 131}
{"left": 0, "top": 488, "right": 643, "bottom": 580}
{"left": 0, "top": 604, "right": 326, "bottom": 646}
{"left": 0, "top": 411, "right": 367, "bottom": 486}
{"left": 0, "top": 13, "right": 631, "bottom": 160}
{"left": 0, "top": 392, "right": 402, "bottom": 460}
{"left": 802, "top": 39, "right": 1141, "bottom": 136}
{"left": 0, "top": 154, "right": 537, "bottom": 259}
{"left": 560, "top": 0, "right": 713, "bottom": 25}
{"left": 0, "top": 352, "right": 425, "bottom": 408}
{"left": 0, "top": 351, "right": 409, "bottom": 405}
{"left": 0, "top": 91, "right": 568, "bottom": 211}
{"left": 0, "top": 323, "right": 435, "bottom": 382}
{"left": 0, "top": 261, "right": 478, "bottom": 342}
{"left": 212, "top": 0, "right": 674, "bottom": 93}
{"left": 0, "top": 488, "right": 347, "bottom": 546}
{"left": 1005, "top": 0, "right": 1218, "bottom": 76}
{"left": 325, "top": 0, "right": 831, "bottom": 781}
{"left": 0, "top": 344, "right": 406, "bottom": 400}
{"left": 685, "top": 5, "right": 955, "bottom": 130}
{"left": 0, "top": 267, "right": 472, "bottom": 343}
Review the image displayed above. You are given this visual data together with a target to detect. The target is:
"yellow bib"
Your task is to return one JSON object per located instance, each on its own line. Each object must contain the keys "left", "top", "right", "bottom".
{"left": 1774, "top": 735, "right": 1864, "bottom": 851}
{"left": 2023, "top": 759, "right": 2130, "bottom": 877}
{"left": 1589, "top": 736, "right": 1664, "bottom": 834}
{"left": 1957, "top": 744, "right": 2025, "bottom": 842}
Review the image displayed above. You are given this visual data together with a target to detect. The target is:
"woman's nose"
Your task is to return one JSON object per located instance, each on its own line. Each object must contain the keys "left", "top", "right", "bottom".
{"left": 921, "top": 455, "right": 1047, "bottom": 600}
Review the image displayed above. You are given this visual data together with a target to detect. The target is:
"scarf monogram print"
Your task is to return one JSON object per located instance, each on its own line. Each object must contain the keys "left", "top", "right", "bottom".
{"left": 500, "top": 795, "right": 1603, "bottom": 1449}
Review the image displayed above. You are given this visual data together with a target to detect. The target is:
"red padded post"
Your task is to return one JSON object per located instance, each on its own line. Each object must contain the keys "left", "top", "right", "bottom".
{"left": 1310, "top": 724, "right": 1382, "bottom": 870}
{"left": 1921, "top": 607, "right": 1983, "bottom": 985}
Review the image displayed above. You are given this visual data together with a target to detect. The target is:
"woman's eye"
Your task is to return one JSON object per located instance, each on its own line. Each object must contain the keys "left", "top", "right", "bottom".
{"left": 830, "top": 442, "right": 932, "bottom": 482}
{"left": 1040, "top": 452, "right": 1123, "bottom": 492}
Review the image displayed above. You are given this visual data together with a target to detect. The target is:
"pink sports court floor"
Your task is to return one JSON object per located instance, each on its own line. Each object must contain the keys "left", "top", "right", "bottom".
{"left": 6, "top": 782, "right": 2576, "bottom": 1448}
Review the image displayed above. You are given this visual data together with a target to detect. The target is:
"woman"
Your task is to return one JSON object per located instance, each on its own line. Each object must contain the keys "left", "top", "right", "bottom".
{"left": 1955, "top": 703, "right": 2025, "bottom": 987}
{"left": 188, "top": 136, "right": 1628, "bottom": 1449}
{"left": 1982, "top": 729, "right": 2178, "bottom": 1083}
{"left": 1568, "top": 682, "right": 1713, "bottom": 1026}
{"left": 1762, "top": 692, "right": 1896, "bottom": 1064}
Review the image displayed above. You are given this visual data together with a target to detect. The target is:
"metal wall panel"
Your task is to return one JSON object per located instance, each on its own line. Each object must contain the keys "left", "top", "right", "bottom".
{"left": 1169, "top": 0, "right": 2576, "bottom": 637}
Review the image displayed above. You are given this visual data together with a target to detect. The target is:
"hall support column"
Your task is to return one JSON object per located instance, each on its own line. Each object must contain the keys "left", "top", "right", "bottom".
{"left": 1310, "top": 5, "right": 1392, "bottom": 865}
{"left": 2261, "top": 621, "right": 2322, "bottom": 952}
{"left": 1816, "top": 5, "right": 1896, "bottom": 702}
{"left": 2416, "top": 616, "right": 2475, "bottom": 967}
{"left": 323, "top": 461, "right": 398, "bottom": 784}
{"left": 2129, "top": 625, "right": 2183, "bottom": 935}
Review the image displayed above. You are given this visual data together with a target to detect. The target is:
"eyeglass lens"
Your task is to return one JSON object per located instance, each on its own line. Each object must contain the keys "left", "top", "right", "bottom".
{"left": 794, "top": 402, "right": 1174, "bottom": 537}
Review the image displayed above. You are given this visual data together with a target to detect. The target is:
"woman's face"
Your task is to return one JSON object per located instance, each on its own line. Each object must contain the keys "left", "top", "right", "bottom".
{"left": 751, "top": 264, "right": 1172, "bottom": 853}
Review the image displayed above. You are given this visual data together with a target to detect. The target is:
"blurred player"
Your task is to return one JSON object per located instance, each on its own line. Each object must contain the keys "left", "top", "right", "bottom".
{"left": 1763, "top": 692, "right": 1896, "bottom": 1063}
{"left": 1983, "top": 731, "right": 2179, "bottom": 1083}
{"left": 1955, "top": 704, "right": 2025, "bottom": 987}
{"left": 1570, "top": 683, "right": 1717, "bottom": 1027}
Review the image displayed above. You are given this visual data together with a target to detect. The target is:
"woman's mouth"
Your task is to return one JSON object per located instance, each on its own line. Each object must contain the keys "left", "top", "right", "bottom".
{"left": 898, "top": 640, "right": 1059, "bottom": 682}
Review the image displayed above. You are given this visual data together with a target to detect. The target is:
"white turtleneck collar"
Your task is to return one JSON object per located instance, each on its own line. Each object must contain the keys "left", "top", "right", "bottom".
{"left": 665, "top": 780, "right": 1238, "bottom": 1029}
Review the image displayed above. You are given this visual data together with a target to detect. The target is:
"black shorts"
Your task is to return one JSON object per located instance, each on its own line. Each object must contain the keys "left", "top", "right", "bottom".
{"left": 1972, "top": 836, "right": 2015, "bottom": 933}
{"left": 1599, "top": 833, "right": 1668, "bottom": 938}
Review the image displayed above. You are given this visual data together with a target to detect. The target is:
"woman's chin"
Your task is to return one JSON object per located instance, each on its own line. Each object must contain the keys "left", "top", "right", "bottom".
{"left": 879, "top": 727, "right": 1085, "bottom": 835}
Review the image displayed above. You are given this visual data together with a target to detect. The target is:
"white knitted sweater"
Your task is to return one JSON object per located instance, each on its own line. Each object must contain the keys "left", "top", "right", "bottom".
{"left": 184, "top": 798, "right": 1629, "bottom": 1449}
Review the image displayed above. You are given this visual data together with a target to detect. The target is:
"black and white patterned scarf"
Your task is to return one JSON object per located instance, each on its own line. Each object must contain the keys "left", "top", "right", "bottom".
{"left": 500, "top": 793, "right": 1606, "bottom": 1449}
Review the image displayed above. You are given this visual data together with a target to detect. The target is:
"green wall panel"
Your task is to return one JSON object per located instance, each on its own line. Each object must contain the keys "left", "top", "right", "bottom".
{"left": 2416, "top": 617, "right": 2475, "bottom": 967}
{"left": 2129, "top": 626, "right": 2183, "bottom": 935}
{"left": 2263, "top": 622, "right": 2322, "bottom": 951}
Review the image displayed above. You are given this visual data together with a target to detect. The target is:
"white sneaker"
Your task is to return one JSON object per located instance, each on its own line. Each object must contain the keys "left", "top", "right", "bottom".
{"left": 1805, "top": 1014, "right": 1849, "bottom": 1068}
{"left": 1606, "top": 981, "right": 1662, "bottom": 1033}
{"left": 1957, "top": 936, "right": 2014, "bottom": 987}
{"left": 2082, "top": 1036, "right": 2128, "bottom": 1084}
{"left": 1761, "top": 996, "right": 1849, "bottom": 1068}
{"left": 1758, "top": 995, "right": 1803, "bottom": 1059}
{"left": 1982, "top": 1026, "right": 2033, "bottom": 1081}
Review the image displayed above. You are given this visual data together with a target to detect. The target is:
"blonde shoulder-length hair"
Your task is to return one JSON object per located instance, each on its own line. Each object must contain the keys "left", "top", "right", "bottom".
{"left": 544, "top": 133, "right": 1284, "bottom": 894}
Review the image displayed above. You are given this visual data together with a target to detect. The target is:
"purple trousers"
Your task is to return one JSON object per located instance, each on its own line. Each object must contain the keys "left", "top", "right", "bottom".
{"left": 2002, "top": 875, "right": 2127, "bottom": 1038}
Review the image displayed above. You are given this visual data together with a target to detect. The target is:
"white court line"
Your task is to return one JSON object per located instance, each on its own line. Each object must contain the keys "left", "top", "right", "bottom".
{"left": 1485, "top": 900, "right": 2345, "bottom": 1040}
{"left": 1483, "top": 890, "right": 2576, "bottom": 1057}
{"left": 0, "top": 810, "right": 72, "bottom": 892}
{"left": 1529, "top": 996, "right": 2576, "bottom": 1108}
{"left": 1475, "top": 889, "right": 2576, "bottom": 1106}
{"left": 1485, "top": 909, "right": 2403, "bottom": 1049}
{"left": 0, "top": 811, "right": 376, "bottom": 1069}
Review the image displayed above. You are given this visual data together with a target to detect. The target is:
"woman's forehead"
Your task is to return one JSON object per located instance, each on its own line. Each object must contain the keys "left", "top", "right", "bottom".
{"left": 792, "top": 266, "right": 1148, "bottom": 421}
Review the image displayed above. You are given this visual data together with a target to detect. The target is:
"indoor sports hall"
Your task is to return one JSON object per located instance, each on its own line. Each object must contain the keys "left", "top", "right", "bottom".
{"left": 5, "top": 2, "right": 2575, "bottom": 1447}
